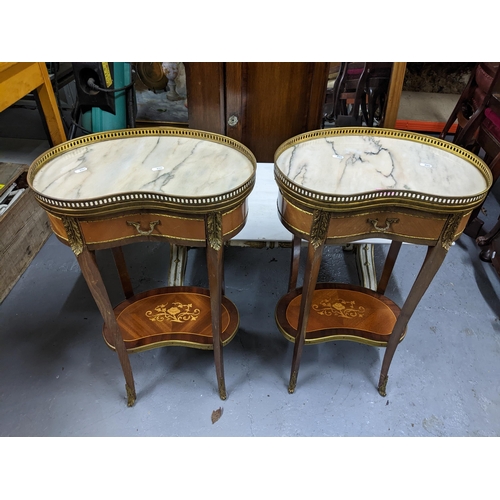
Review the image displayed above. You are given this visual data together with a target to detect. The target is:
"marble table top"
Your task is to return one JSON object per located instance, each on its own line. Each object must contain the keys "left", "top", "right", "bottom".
{"left": 276, "top": 134, "right": 488, "bottom": 198}
{"left": 32, "top": 135, "right": 255, "bottom": 201}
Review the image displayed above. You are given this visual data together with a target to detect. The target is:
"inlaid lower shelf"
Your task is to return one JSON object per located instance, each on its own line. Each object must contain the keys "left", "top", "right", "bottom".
{"left": 103, "top": 286, "right": 239, "bottom": 353}
{"left": 275, "top": 283, "right": 406, "bottom": 347}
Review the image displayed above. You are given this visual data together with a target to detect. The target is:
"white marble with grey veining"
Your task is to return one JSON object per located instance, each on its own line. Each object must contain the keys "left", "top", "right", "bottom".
{"left": 276, "top": 135, "right": 487, "bottom": 197}
{"left": 32, "top": 136, "right": 255, "bottom": 200}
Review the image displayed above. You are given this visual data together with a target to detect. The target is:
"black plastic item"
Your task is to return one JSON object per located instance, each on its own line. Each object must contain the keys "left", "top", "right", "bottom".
{"left": 71, "top": 62, "right": 116, "bottom": 115}
{"left": 335, "top": 115, "right": 363, "bottom": 127}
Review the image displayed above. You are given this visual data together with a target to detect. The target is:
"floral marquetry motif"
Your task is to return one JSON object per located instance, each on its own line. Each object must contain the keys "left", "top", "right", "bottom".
{"left": 276, "top": 284, "right": 405, "bottom": 347}
{"left": 313, "top": 296, "right": 366, "bottom": 319}
{"left": 146, "top": 302, "right": 201, "bottom": 323}
{"left": 104, "top": 287, "right": 240, "bottom": 353}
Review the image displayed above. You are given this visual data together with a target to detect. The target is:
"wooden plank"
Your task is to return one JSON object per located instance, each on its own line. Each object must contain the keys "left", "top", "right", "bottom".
{"left": 0, "top": 163, "right": 25, "bottom": 194}
{"left": 395, "top": 119, "right": 458, "bottom": 134}
{"left": 0, "top": 62, "right": 43, "bottom": 112}
{"left": 384, "top": 62, "right": 407, "bottom": 128}
{"left": 0, "top": 179, "right": 51, "bottom": 303}
{"left": 0, "top": 62, "right": 18, "bottom": 73}
{"left": 34, "top": 62, "right": 67, "bottom": 145}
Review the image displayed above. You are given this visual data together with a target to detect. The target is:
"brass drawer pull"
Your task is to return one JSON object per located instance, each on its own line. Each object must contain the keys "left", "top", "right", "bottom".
{"left": 126, "top": 220, "right": 160, "bottom": 236}
{"left": 367, "top": 217, "right": 399, "bottom": 232}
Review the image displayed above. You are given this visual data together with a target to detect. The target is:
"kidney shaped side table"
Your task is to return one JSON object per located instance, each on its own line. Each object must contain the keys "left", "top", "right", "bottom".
{"left": 274, "top": 128, "right": 491, "bottom": 396}
{"left": 28, "top": 128, "right": 256, "bottom": 406}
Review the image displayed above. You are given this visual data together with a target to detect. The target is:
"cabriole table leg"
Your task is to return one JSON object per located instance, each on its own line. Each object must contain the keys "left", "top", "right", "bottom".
{"left": 288, "top": 235, "right": 302, "bottom": 292}
{"left": 77, "top": 248, "right": 137, "bottom": 406}
{"left": 288, "top": 240, "right": 325, "bottom": 393}
{"left": 206, "top": 212, "right": 226, "bottom": 400}
{"left": 378, "top": 243, "right": 449, "bottom": 397}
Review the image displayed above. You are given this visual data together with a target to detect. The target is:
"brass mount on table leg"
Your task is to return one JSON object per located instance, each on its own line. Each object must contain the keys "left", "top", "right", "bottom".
{"left": 218, "top": 379, "right": 227, "bottom": 400}
{"left": 288, "top": 371, "right": 298, "bottom": 394}
{"left": 378, "top": 375, "right": 388, "bottom": 397}
{"left": 126, "top": 383, "right": 136, "bottom": 407}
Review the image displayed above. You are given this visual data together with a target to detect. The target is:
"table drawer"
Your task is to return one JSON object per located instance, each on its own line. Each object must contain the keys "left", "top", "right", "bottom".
{"left": 278, "top": 195, "right": 469, "bottom": 245}
{"left": 327, "top": 210, "right": 447, "bottom": 243}
{"left": 48, "top": 203, "right": 248, "bottom": 246}
{"left": 81, "top": 213, "right": 207, "bottom": 244}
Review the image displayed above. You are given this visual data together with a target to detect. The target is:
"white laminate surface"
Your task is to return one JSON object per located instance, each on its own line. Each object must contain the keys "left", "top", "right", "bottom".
{"left": 232, "top": 163, "right": 392, "bottom": 245}
{"left": 32, "top": 135, "right": 255, "bottom": 200}
{"left": 276, "top": 135, "right": 487, "bottom": 197}
{"left": 233, "top": 163, "right": 293, "bottom": 243}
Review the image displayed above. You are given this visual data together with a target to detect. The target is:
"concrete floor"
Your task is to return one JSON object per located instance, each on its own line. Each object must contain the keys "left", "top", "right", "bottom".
{"left": 2, "top": 99, "right": 500, "bottom": 440}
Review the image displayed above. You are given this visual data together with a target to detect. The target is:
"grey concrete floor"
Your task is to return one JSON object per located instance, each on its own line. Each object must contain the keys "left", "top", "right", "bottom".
{"left": 2, "top": 167, "right": 500, "bottom": 437}
{"left": 1, "top": 91, "right": 499, "bottom": 497}
{"left": 2, "top": 99, "right": 500, "bottom": 457}
{"left": 1, "top": 233, "right": 500, "bottom": 437}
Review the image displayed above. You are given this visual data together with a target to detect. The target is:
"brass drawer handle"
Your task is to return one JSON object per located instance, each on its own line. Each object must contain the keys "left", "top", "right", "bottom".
{"left": 367, "top": 217, "right": 399, "bottom": 232}
{"left": 126, "top": 220, "right": 160, "bottom": 236}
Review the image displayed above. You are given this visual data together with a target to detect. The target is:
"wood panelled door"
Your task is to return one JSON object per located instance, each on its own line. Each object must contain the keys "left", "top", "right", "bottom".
{"left": 185, "top": 62, "right": 330, "bottom": 162}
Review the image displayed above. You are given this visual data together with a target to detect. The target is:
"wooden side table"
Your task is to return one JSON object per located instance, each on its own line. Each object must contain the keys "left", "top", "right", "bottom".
{"left": 28, "top": 127, "right": 256, "bottom": 406}
{"left": 274, "top": 128, "right": 492, "bottom": 396}
{"left": 0, "top": 62, "right": 66, "bottom": 146}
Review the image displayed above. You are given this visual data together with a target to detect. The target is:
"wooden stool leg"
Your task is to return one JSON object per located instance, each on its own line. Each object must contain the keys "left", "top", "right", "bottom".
{"left": 168, "top": 243, "right": 188, "bottom": 287}
{"left": 376, "top": 240, "right": 403, "bottom": 295}
{"left": 288, "top": 240, "right": 324, "bottom": 393}
{"left": 206, "top": 213, "right": 226, "bottom": 400}
{"left": 77, "top": 248, "right": 136, "bottom": 406}
{"left": 378, "top": 243, "right": 448, "bottom": 397}
{"left": 34, "top": 63, "right": 67, "bottom": 146}
{"left": 288, "top": 235, "right": 302, "bottom": 292}
{"left": 355, "top": 243, "right": 377, "bottom": 291}
{"left": 477, "top": 215, "right": 500, "bottom": 262}
{"left": 111, "top": 246, "right": 134, "bottom": 299}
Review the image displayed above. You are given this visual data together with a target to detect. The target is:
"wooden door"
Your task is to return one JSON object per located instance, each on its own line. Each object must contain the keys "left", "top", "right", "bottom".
{"left": 184, "top": 62, "right": 226, "bottom": 134}
{"left": 185, "top": 62, "right": 406, "bottom": 162}
{"left": 224, "top": 62, "right": 329, "bottom": 162}
{"left": 185, "top": 62, "right": 329, "bottom": 162}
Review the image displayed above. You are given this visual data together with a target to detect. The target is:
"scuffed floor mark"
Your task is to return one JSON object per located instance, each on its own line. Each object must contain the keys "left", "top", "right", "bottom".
{"left": 472, "top": 388, "right": 492, "bottom": 413}
{"left": 211, "top": 407, "right": 223, "bottom": 424}
{"left": 422, "top": 414, "right": 445, "bottom": 436}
